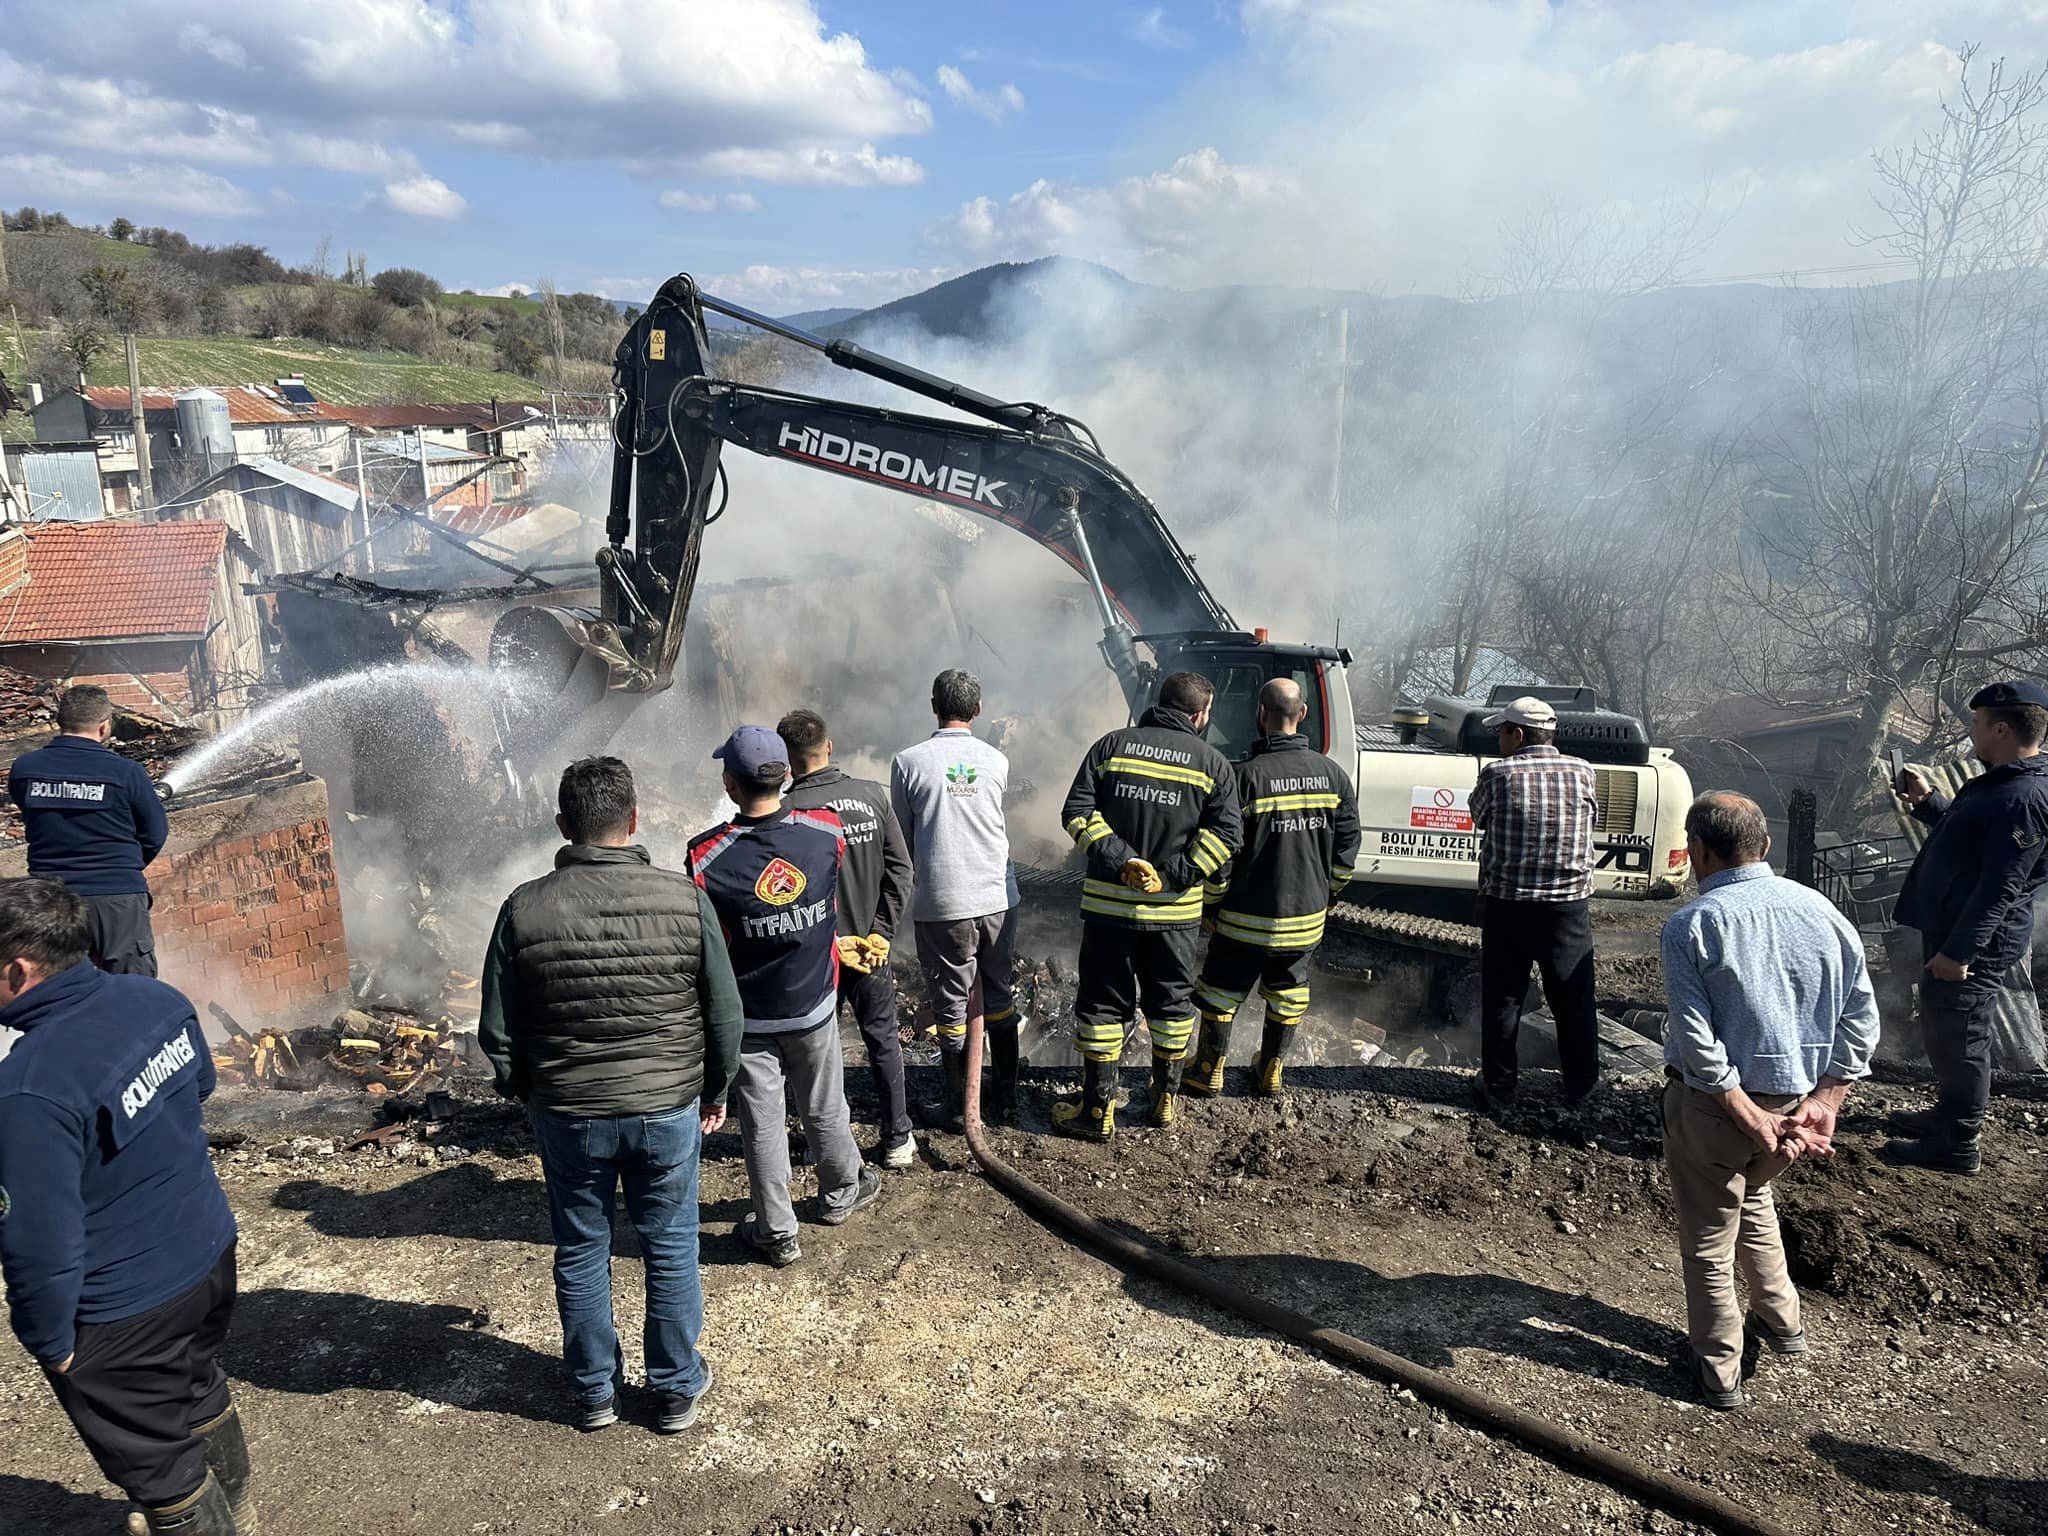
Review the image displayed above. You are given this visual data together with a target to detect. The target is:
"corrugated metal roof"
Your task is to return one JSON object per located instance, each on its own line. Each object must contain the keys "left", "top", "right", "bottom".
{"left": 82, "top": 385, "right": 324, "bottom": 426}
{"left": 232, "top": 458, "right": 363, "bottom": 512}
{"left": 15, "top": 448, "right": 106, "bottom": 523}
{"left": 364, "top": 435, "right": 489, "bottom": 462}
{"left": 0, "top": 522, "right": 228, "bottom": 643}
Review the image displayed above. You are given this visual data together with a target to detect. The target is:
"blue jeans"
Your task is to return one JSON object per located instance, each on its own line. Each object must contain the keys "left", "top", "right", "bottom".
{"left": 529, "top": 1103, "right": 710, "bottom": 1406}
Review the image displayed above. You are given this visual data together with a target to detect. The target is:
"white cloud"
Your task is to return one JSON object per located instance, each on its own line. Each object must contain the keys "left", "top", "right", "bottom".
{"left": 694, "top": 143, "right": 925, "bottom": 187}
{"left": 177, "top": 24, "right": 248, "bottom": 69}
{"left": 6, "top": 2, "right": 932, "bottom": 194}
{"left": 699, "top": 263, "right": 955, "bottom": 311}
{"left": 936, "top": 65, "right": 1026, "bottom": 123}
{"left": 931, "top": 149, "right": 1289, "bottom": 278}
{"left": 1130, "top": 8, "right": 1191, "bottom": 49}
{"left": 382, "top": 174, "right": 468, "bottom": 219}
{"left": 660, "top": 189, "right": 763, "bottom": 212}
{"left": 0, "top": 153, "right": 256, "bottom": 216}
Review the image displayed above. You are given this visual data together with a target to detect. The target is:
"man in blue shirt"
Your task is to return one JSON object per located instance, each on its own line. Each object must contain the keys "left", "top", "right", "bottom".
{"left": 7, "top": 686, "right": 170, "bottom": 976}
{"left": 1890, "top": 679, "right": 2048, "bottom": 1173}
{"left": 1659, "top": 792, "right": 1878, "bottom": 1411}
{"left": 0, "top": 877, "right": 248, "bottom": 1534}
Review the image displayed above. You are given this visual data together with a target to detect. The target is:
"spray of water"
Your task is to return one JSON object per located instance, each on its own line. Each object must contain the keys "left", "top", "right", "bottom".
{"left": 163, "top": 663, "right": 537, "bottom": 795}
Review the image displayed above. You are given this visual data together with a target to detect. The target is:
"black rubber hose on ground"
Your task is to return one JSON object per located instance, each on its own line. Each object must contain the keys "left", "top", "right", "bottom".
{"left": 957, "top": 999, "right": 1798, "bottom": 1536}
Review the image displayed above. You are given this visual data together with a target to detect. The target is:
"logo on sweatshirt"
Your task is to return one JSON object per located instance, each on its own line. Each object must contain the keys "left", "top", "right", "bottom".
{"left": 756, "top": 857, "right": 808, "bottom": 907}
{"left": 945, "top": 762, "right": 979, "bottom": 796}
{"left": 120, "top": 1026, "right": 198, "bottom": 1119}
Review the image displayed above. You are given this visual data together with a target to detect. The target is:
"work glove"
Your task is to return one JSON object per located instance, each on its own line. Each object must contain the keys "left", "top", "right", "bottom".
{"left": 1121, "top": 858, "right": 1164, "bottom": 894}
{"left": 835, "top": 935, "right": 873, "bottom": 974}
{"left": 862, "top": 933, "right": 892, "bottom": 967}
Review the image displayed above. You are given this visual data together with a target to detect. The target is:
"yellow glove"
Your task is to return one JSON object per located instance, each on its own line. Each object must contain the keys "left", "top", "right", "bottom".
{"left": 1121, "top": 858, "right": 1164, "bottom": 894}
{"left": 835, "top": 935, "right": 872, "bottom": 974}
{"left": 863, "top": 933, "right": 891, "bottom": 967}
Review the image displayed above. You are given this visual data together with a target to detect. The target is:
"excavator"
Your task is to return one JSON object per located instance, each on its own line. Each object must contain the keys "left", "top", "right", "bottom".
{"left": 492, "top": 273, "right": 1693, "bottom": 955}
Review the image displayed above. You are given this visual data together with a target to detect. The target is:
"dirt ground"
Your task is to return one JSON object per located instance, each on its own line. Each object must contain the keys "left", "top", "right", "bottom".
{"left": 5, "top": 1048, "right": 2044, "bottom": 1536}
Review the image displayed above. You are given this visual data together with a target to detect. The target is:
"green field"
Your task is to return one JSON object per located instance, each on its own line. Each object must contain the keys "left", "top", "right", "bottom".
{"left": 1, "top": 328, "right": 607, "bottom": 442}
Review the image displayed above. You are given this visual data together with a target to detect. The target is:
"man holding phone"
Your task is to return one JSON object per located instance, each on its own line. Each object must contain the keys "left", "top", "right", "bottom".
{"left": 1890, "top": 680, "right": 2048, "bottom": 1173}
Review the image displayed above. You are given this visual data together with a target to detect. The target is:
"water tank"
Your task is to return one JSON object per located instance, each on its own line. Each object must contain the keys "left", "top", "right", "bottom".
{"left": 174, "top": 388, "right": 234, "bottom": 463}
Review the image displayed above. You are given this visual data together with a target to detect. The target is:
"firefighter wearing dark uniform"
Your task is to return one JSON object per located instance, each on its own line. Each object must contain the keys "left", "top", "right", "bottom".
{"left": 1888, "top": 679, "right": 2048, "bottom": 1174}
{"left": 1189, "top": 679, "right": 1361, "bottom": 1100}
{"left": 0, "top": 878, "right": 250, "bottom": 1535}
{"left": 1057, "top": 672, "right": 1241, "bottom": 1139}
{"left": 7, "top": 685, "right": 169, "bottom": 976}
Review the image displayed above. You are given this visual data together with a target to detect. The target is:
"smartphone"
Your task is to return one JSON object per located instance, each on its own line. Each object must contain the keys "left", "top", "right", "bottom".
{"left": 1888, "top": 748, "right": 1907, "bottom": 791}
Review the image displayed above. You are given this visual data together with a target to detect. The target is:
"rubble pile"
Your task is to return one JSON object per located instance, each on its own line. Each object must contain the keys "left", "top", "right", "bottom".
{"left": 212, "top": 1004, "right": 470, "bottom": 1095}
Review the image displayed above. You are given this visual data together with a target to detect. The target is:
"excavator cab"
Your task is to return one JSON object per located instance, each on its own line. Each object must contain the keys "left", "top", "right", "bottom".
{"left": 1145, "top": 633, "right": 1356, "bottom": 764}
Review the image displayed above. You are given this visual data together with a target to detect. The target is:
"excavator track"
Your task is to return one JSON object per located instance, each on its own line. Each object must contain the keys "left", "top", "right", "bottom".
{"left": 1327, "top": 901, "right": 1482, "bottom": 958}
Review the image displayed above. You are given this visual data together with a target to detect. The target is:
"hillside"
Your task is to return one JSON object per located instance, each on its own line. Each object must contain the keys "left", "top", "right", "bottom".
{"left": 0, "top": 329, "right": 604, "bottom": 443}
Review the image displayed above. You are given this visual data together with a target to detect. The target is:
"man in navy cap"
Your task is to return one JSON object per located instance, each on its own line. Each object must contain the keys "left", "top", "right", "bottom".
{"left": 1890, "top": 679, "right": 2048, "bottom": 1173}
{"left": 689, "top": 726, "right": 882, "bottom": 1267}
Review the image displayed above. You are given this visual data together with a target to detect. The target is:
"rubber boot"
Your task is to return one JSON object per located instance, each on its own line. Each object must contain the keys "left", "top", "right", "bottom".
{"left": 1252, "top": 1017, "right": 1292, "bottom": 1098}
{"left": 1145, "top": 1052, "right": 1184, "bottom": 1128}
{"left": 1888, "top": 1105, "right": 1941, "bottom": 1139}
{"left": 194, "top": 1404, "right": 256, "bottom": 1535}
{"left": 937, "top": 1034, "right": 968, "bottom": 1133}
{"left": 1051, "top": 1058, "right": 1117, "bottom": 1142}
{"left": 1182, "top": 1018, "right": 1232, "bottom": 1099}
{"left": 985, "top": 1022, "right": 1021, "bottom": 1127}
{"left": 142, "top": 1472, "right": 236, "bottom": 1535}
{"left": 1884, "top": 1114, "right": 1983, "bottom": 1175}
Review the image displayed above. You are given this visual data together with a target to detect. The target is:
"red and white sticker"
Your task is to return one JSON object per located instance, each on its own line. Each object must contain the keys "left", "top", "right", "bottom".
{"left": 1410, "top": 785, "right": 1472, "bottom": 831}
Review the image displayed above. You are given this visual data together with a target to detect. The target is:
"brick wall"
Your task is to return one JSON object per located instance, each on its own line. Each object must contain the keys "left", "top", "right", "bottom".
{"left": 0, "top": 775, "right": 349, "bottom": 1032}
{"left": 149, "top": 801, "right": 348, "bottom": 1030}
{"left": 0, "top": 642, "right": 197, "bottom": 715}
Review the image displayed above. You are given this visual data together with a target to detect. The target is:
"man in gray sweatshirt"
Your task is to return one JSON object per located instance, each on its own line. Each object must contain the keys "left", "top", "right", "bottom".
{"left": 890, "top": 669, "right": 1022, "bottom": 1128}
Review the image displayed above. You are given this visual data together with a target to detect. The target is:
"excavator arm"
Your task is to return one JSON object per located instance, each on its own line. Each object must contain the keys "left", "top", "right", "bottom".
{"left": 490, "top": 273, "right": 1235, "bottom": 732}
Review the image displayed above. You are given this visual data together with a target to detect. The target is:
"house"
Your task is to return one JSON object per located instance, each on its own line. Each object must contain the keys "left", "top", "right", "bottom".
{"left": 1, "top": 441, "right": 107, "bottom": 522}
{"left": 1673, "top": 692, "right": 1926, "bottom": 822}
{"left": 0, "top": 520, "right": 255, "bottom": 721}
{"left": 31, "top": 383, "right": 348, "bottom": 511}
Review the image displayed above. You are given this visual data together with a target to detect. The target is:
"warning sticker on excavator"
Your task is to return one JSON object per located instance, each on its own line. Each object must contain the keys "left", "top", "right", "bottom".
{"left": 649, "top": 329, "right": 667, "bottom": 361}
{"left": 1410, "top": 786, "right": 1472, "bottom": 831}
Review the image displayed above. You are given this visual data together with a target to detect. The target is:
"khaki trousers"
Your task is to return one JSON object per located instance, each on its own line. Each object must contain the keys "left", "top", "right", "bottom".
{"left": 1661, "top": 1077, "right": 1804, "bottom": 1394}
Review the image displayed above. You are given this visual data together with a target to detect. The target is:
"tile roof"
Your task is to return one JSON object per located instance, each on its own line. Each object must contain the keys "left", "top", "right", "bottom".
{"left": 0, "top": 522, "right": 229, "bottom": 644}
{"left": 81, "top": 385, "right": 325, "bottom": 426}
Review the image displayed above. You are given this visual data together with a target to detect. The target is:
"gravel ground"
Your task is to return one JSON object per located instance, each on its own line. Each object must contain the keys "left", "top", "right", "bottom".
{"left": 4, "top": 1057, "right": 2043, "bottom": 1536}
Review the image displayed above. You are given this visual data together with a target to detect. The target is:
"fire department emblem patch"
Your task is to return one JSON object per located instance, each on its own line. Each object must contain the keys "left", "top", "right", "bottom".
{"left": 756, "top": 857, "right": 807, "bottom": 907}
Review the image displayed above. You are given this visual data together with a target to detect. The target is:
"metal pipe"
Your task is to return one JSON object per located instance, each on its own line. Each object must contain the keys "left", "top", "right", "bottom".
{"left": 956, "top": 998, "right": 1797, "bottom": 1536}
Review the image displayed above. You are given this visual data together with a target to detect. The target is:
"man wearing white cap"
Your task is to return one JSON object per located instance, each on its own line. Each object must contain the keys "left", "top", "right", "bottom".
{"left": 1468, "top": 695, "right": 1601, "bottom": 1112}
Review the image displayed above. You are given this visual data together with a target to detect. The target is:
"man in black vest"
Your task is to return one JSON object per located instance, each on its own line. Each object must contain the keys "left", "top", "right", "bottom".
{"left": 479, "top": 756, "right": 744, "bottom": 1434}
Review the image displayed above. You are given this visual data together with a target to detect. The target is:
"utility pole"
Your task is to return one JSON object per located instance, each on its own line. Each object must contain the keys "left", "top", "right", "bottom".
{"left": 0, "top": 220, "right": 10, "bottom": 298}
{"left": 415, "top": 427, "right": 430, "bottom": 515}
{"left": 1323, "top": 306, "right": 1350, "bottom": 635}
{"left": 353, "top": 432, "right": 376, "bottom": 574}
{"left": 125, "top": 334, "right": 155, "bottom": 519}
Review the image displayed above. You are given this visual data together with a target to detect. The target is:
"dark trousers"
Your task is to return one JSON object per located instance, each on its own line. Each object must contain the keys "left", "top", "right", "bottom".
{"left": 1919, "top": 974, "right": 1998, "bottom": 1131}
{"left": 48, "top": 1243, "right": 236, "bottom": 1507}
{"left": 841, "top": 964, "right": 911, "bottom": 1141}
{"left": 914, "top": 909, "right": 1020, "bottom": 1039}
{"left": 528, "top": 1104, "right": 709, "bottom": 1406}
{"left": 1479, "top": 897, "right": 1598, "bottom": 1096}
{"left": 1073, "top": 921, "right": 1200, "bottom": 1061}
{"left": 86, "top": 891, "right": 157, "bottom": 977}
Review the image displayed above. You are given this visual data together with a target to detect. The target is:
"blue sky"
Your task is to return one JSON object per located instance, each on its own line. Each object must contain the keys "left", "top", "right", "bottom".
{"left": 4, "top": 2, "right": 2046, "bottom": 311}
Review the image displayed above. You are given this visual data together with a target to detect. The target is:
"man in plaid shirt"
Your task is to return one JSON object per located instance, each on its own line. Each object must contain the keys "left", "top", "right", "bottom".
{"left": 1468, "top": 695, "right": 1601, "bottom": 1112}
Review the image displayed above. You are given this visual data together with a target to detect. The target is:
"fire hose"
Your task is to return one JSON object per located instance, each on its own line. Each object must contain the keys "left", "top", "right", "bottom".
{"left": 955, "top": 997, "right": 1798, "bottom": 1536}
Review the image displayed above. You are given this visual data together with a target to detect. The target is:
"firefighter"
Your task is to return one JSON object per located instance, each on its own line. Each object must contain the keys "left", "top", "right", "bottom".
{"left": 1187, "top": 678, "right": 1361, "bottom": 1100}
{"left": 1057, "top": 671, "right": 1241, "bottom": 1139}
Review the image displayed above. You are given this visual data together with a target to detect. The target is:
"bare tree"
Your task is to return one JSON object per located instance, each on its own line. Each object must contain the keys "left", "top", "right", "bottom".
{"left": 538, "top": 278, "right": 567, "bottom": 383}
{"left": 1426, "top": 199, "right": 1723, "bottom": 696}
{"left": 1741, "top": 48, "right": 2048, "bottom": 827}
